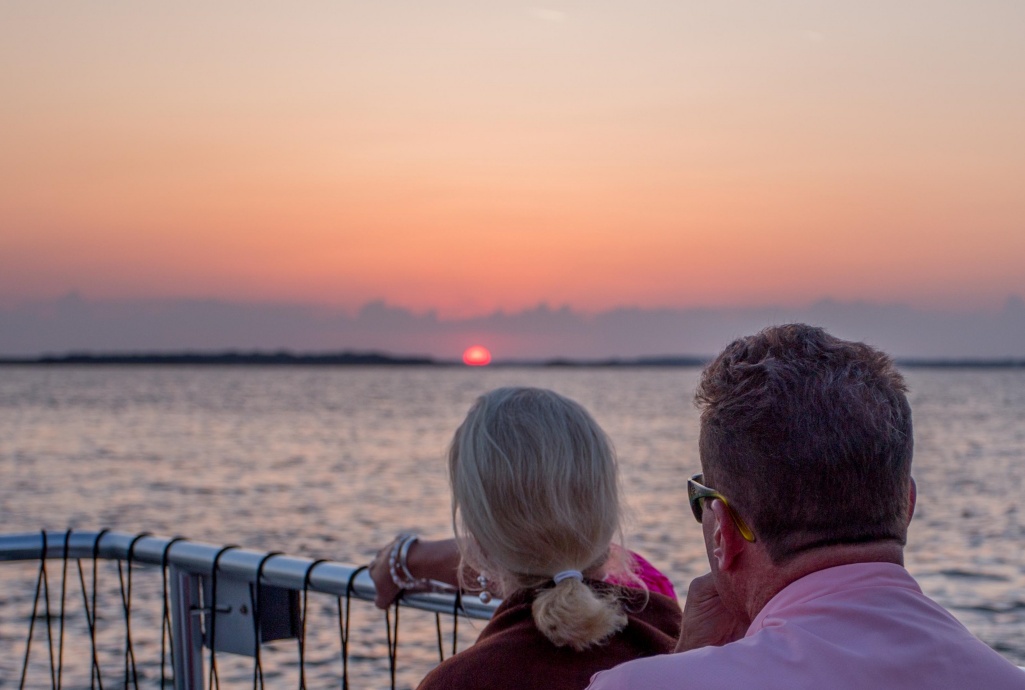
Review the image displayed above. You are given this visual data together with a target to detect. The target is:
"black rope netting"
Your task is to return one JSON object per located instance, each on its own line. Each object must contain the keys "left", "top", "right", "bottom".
{"left": 206, "top": 544, "right": 239, "bottom": 690}
{"left": 19, "top": 530, "right": 54, "bottom": 689}
{"left": 118, "top": 531, "right": 152, "bottom": 689}
{"left": 340, "top": 564, "right": 367, "bottom": 689}
{"left": 298, "top": 558, "right": 327, "bottom": 690}
{"left": 160, "top": 536, "right": 188, "bottom": 689}
{"left": 7, "top": 530, "right": 475, "bottom": 689}
{"left": 249, "top": 550, "right": 281, "bottom": 690}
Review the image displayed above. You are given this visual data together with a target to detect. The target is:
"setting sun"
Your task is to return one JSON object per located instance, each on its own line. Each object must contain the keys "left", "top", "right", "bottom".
{"left": 462, "top": 346, "right": 492, "bottom": 367}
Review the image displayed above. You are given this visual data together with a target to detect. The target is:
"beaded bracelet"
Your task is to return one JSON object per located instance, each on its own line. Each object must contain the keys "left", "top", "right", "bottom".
{"left": 397, "top": 534, "right": 421, "bottom": 584}
{"left": 387, "top": 533, "right": 458, "bottom": 594}
{"left": 388, "top": 533, "right": 424, "bottom": 589}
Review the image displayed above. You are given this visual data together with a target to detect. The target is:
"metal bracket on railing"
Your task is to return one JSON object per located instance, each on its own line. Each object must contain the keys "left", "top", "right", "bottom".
{"left": 168, "top": 566, "right": 301, "bottom": 689}
{"left": 197, "top": 572, "right": 299, "bottom": 656}
{"left": 169, "top": 565, "right": 205, "bottom": 690}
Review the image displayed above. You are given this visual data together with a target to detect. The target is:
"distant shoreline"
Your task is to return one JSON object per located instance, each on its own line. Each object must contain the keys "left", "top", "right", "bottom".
{"left": 1, "top": 352, "right": 1023, "bottom": 368}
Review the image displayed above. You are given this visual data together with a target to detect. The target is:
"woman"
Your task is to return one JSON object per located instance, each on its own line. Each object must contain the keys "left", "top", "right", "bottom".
{"left": 369, "top": 387, "right": 681, "bottom": 690}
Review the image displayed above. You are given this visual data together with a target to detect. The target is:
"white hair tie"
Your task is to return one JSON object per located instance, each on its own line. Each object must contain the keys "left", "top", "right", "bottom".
{"left": 552, "top": 569, "right": 584, "bottom": 584}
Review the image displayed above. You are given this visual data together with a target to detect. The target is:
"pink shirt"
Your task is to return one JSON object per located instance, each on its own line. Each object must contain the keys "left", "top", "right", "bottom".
{"left": 605, "top": 550, "right": 678, "bottom": 599}
{"left": 588, "top": 562, "right": 1025, "bottom": 690}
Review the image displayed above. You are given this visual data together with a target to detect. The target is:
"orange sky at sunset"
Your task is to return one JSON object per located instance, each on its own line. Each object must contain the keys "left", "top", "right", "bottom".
{"left": 2, "top": 2, "right": 1023, "bottom": 318}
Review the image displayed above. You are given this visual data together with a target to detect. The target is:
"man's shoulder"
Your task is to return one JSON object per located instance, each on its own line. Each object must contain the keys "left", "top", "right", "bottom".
{"left": 587, "top": 637, "right": 1025, "bottom": 690}
{"left": 587, "top": 641, "right": 747, "bottom": 690}
{"left": 587, "top": 578, "right": 1025, "bottom": 690}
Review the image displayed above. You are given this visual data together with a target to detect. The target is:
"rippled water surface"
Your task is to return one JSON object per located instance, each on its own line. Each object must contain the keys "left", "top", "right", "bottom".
{"left": 1, "top": 366, "right": 1023, "bottom": 686}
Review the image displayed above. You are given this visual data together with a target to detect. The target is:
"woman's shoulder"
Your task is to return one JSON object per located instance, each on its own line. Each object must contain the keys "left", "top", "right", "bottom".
{"left": 417, "top": 593, "right": 538, "bottom": 689}
{"left": 417, "top": 649, "right": 501, "bottom": 690}
{"left": 583, "top": 579, "right": 681, "bottom": 644}
{"left": 415, "top": 598, "right": 551, "bottom": 690}
{"left": 418, "top": 585, "right": 680, "bottom": 690}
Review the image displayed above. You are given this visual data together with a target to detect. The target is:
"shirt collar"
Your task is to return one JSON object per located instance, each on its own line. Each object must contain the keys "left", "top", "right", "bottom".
{"left": 747, "top": 562, "right": 919, "bottom": 636}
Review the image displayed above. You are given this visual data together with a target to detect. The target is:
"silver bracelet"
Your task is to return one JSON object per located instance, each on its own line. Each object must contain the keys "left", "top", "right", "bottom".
{"left": 387, "top": 533, "right": 458, "bottom": 594}
{"left": 397, "top": 534, "right": 420, "bottom": 583}
{"left": 388, "top": 533, "right": 429, "bottom": 590}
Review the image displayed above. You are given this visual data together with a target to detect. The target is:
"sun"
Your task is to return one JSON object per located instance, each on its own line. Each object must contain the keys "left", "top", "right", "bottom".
{"left": 462, "top": 345, "right": 492, "bottom": 366}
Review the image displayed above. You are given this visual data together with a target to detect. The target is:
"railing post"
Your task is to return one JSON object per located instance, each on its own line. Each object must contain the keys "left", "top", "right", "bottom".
{"left": 169, "top": 565, "right": 205, "bottom": 690}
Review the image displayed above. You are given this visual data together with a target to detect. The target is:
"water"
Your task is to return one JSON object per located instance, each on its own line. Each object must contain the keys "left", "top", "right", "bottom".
{"left": 1, "top": 366, "right": 1023, "bottom": 686}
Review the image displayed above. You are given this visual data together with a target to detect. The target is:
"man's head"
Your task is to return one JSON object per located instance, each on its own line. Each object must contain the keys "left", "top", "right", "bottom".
{"left": 695, "top": 323, "right": 914, "bottom": 565}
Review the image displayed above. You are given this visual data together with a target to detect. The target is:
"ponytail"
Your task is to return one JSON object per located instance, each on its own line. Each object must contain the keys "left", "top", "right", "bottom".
{"left": 532, "top": 579, "right": 627, "bottom": 651}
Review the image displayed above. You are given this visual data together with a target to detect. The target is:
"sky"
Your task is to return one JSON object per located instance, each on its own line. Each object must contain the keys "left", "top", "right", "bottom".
{"left": 1, "top": 2, "right": 1023, "bottom": 356}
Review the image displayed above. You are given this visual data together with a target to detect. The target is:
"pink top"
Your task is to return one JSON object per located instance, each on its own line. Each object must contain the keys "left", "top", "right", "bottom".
{"left": 604, "top": 549, "right": 678, "bottom": 599}
{"left": 588, "top": 562, "right": 1025, "bottom": 690}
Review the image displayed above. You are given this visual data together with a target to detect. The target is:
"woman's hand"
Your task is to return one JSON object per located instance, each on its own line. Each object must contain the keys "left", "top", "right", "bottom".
{"left": 368, "top": 535, "right": 405, "bottom": 609}
{"left": 368, "top": 536, "right": 463, "bottom": 609}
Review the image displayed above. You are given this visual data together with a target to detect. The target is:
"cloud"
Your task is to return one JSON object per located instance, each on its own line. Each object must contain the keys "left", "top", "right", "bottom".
{"left": 2, "top": 294, "right": 1024, "bottom": 360}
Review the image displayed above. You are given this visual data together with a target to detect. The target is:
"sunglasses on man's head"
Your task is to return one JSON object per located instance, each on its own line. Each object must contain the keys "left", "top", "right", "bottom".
{"left": 687, "top": 473, "right": 757, "bottom": 542}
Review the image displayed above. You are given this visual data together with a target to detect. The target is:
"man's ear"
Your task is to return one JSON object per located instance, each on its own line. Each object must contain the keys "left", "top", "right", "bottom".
{"left": 709, "top": 499, "right": 747, "bottom": 571}
{"left": 907, "top": 477, "right": 917, "bottom": 524}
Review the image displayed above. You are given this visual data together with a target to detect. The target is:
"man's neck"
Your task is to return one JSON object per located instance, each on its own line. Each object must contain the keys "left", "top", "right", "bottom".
{"left": 745, "top": 541, "right": 906, "bottom": 620}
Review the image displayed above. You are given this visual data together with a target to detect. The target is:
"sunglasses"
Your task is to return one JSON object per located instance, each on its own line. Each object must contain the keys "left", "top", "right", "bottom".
{"left": 687, "top": 473, "right": 757, "bottom": 542}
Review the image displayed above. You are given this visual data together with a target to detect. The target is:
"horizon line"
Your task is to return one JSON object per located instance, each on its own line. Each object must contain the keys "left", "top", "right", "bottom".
{"left": 2, "top": 350, "right": 1024, "bottom": 369}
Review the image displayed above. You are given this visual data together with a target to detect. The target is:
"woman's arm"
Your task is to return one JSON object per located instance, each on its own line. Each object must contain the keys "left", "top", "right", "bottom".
{"left": 368, "top": 536, "right": 463, "bottom": 608}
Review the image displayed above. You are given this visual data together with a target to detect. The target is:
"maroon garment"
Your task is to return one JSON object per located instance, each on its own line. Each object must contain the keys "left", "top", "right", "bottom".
{"left": 418, "top": 581, "right": 681, "bottom": 690}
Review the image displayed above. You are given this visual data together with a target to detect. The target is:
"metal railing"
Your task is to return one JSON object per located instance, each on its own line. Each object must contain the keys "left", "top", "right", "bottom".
{"left": 1, "top": 530, "right": 497, "bottom": 689}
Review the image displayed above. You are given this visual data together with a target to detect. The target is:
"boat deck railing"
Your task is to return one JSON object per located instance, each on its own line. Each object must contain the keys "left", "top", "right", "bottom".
{"left": 0, "top": 529, "right": 497, "bottom": 689}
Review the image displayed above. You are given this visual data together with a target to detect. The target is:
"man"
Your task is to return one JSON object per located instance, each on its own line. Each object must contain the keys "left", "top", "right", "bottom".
{"left": 589, "top": 324, "right": 1025, "bottom": 689}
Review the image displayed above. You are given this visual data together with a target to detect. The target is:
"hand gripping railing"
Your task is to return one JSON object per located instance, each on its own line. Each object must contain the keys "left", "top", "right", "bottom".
{"left": 0, "top": 530, "right": 497, "bottom": 689}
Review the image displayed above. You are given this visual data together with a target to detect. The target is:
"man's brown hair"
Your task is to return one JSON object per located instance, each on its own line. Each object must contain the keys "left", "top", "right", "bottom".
{"left": 696, "top": 324, "right": 914, "bottom": 564}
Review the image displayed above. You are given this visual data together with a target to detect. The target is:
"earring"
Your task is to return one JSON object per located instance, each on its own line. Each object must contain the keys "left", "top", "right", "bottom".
{"left": 477, "top": 572, "right": 492, "bottom": 603}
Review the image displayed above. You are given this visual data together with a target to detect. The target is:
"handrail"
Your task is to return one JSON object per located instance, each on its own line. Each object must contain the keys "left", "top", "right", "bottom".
{"left": 3, "top": 529, "right": 497, "bottom": 689}
{"left": 0, "top": 530, "right": 498, "bottom": 620}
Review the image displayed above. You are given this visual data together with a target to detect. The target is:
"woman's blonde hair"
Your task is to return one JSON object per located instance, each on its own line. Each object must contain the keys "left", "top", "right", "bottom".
{"left": 449, "top": 387, "right": 628, "bottom": 650}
